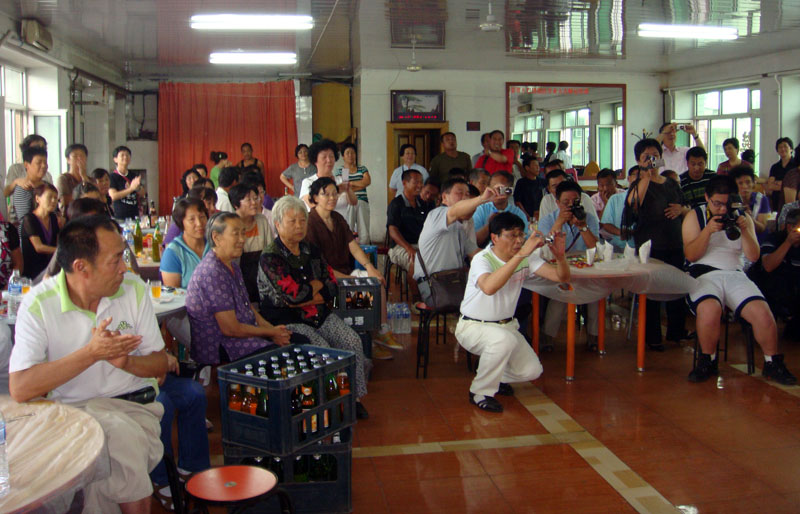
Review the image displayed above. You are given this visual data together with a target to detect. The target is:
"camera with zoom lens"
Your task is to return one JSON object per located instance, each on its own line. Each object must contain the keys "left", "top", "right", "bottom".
{"left": 718, "top": 202, "right": 744, "bottom": 241}
{"left": 569, "top": 199, "right": 586, "bottom": 221}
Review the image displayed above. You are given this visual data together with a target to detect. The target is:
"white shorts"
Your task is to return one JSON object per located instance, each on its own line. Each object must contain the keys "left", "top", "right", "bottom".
{"left": 688, "top": 269, "right": 765, "bottom": 318}
{"left": 388, "top": 244, "right": 417, "bottom": 271}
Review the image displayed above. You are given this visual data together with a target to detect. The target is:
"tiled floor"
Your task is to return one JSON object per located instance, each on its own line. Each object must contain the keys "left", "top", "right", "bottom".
{"left": 155, "top": 288, "right": 800, "bottom": 513}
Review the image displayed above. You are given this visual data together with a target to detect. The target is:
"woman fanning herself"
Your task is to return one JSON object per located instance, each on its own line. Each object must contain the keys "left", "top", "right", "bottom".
{"left": 305, "top": 177, "right": 398, "bottom": 359}
{"left": 258, "top": 196, "right": 371, "bottom": 419}
{"left": 299, "top": 139, "right": 357, "bottom": 219}
{"left": 21, "top": 183, "right": 61, "bottom": 280}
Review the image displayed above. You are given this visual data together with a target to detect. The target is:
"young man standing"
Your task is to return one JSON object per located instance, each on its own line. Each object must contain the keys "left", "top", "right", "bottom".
{"left": 474, "top": 130, "right": 515, "bottom": 175}
{"left": 455, "top": 212, "right": 569, "bottom": 412}
{"left": 679, "top": 146, "right": 717, "bottom": 209}
{"left": 429, "top": 132, "right": 472, "bottom": 185}
{"left": 57, "top": 143, "right": 89, "bottom": 209}
{"left": 108, "top": 146, "right": 142, "bottom": 220}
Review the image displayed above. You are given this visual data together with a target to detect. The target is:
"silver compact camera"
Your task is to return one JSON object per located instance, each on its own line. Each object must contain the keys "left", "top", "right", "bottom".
{"left": 497, "top": 186, "right": 513, "bottom": 195}
{"left": 543, "top": 234, "right": 555, "bottom": 245}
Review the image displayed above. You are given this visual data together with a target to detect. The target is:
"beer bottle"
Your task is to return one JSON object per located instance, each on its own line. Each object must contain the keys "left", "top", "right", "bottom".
{"left": 324, "top": 371, "right": 339, "bottom": 428}
{"left": 301, "top": 381, "right": 318, "bottom": 435}
{"left": 227, "top": 368, "right": 243, "bottom": 411}
{"left": 151, "top": 223, "right": 162, "bottom": 263}
{"left": 133, "top": 218, "right": 143, "bottom": 255}
{"left": 241, "top": 371, "right": 257, "bottom": 414}
{"left": 293, "top": 455, "right": 308, "bottom": 482}
{"left": 256, "top": 386, "right": 269, "bottom": 417}
{"left": 336, "top": 369, "right": 351, "bottom": 395}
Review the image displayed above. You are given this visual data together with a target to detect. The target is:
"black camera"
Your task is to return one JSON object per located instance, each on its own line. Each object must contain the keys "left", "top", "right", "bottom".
{"left": 718, "top": 203, "right": 744, "bottom": 241}
{"left": 569, "top": 199, "right": 586, "bottom": 221}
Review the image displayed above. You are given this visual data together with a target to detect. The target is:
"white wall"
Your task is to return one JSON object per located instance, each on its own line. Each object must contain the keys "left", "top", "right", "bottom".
{"left": 356, "top": 68, "right": 662, "bottom": 242}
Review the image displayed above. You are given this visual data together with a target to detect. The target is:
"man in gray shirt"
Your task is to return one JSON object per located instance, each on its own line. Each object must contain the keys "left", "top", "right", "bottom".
{"left": 414, "top": 177, "right": 497, "bottom": 302}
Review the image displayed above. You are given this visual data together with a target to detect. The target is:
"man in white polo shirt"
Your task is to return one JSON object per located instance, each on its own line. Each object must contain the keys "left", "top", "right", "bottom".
{"left": 10, "top": 215, "right": 168, "bottom": 513}
{"left": 455, "top": 212, "right": 569, "bottom": 412}
{"left": 657, "top": 122, "right": 704, "bottom": 174}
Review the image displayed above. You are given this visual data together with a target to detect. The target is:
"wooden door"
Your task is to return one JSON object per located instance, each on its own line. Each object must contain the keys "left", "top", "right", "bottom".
{"left": 394, "top": 129, "right": 433, "bottom": 169}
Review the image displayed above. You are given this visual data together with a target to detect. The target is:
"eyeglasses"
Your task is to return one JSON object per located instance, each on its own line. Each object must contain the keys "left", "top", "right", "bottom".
{"left": 709, "top": 200, "right": 728, "bottom": 209}
{"left": 499, "top": 232, "right": 525, "bottom": 241}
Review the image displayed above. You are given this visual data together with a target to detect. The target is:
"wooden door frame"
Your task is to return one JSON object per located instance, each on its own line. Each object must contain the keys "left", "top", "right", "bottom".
{"left": 386, "top": 121, "right": 449, "bottom": 203}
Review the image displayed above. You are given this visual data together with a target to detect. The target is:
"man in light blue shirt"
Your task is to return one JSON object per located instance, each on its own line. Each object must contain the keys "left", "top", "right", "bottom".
{"left": 599, "top": 166, "right": 638, "bottom": 250}
{"left": 538, "top": 180, "right": 601, "bottom": 351}
{"left": 473, "top": 171, "right": 529, "bottom": 246}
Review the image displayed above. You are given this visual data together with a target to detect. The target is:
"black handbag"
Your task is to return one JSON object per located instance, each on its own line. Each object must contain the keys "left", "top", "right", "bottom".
{"left": 416, "top": 251, "right": 468, "bottom": 313}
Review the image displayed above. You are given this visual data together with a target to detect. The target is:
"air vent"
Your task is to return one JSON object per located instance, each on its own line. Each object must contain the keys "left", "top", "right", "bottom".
{"left": 465, "top": 8, "right": 480, "bottom": 20}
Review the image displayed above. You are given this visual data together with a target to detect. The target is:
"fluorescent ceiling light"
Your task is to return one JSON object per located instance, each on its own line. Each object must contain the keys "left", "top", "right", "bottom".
{"left": 191, "top": 14, "right": 313, "bottom": 31}
{"left": 637, "top": 23, "right": 738, "bottom": 40}
{"left": 209, "top": 52, "right": 297, "bottom": 65}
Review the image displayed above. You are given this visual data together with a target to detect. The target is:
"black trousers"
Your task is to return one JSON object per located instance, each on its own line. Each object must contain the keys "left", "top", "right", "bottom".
{"left": 645, "top": 247, "right": 687, "bottom": 345}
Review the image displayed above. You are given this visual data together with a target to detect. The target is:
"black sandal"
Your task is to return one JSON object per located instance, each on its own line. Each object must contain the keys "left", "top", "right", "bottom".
{"left": 469, "top": 393, "right": 503, "bottom": 412}
{"left": 497, "top": 383, "right": 514, "bottom": 396}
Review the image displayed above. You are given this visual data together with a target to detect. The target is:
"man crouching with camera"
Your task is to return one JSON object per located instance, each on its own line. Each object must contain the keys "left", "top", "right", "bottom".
{"left": 683, "top": 175, "right": 796, "bottom": 384}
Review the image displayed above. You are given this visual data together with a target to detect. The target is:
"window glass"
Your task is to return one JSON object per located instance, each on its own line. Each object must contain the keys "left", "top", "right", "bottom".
{"left": 696, "top": 91, "right": 719, "bottom": 116}
{"left": 721, "top": 88, "right": 748, "bottom": 115}
{"left": 751, "top": 90, "right": 760, "bottom": 110}
{"left": 525, "top": 116, "right": 536, "bottom": 131}
{"left": 4, "top": 68, "right": 24, "bottom": 106}
{"left": 565, "top": 110, "right": 577, "bottom": 127}
{"left": 709, "top": 119, "right": 733, "bottom": 170}
{"left": 577, "top": 108, "right": 589, "bottom": 126}
{"left": 514, "top": 117, "right": 525, "bottom": 133}
{"left": 615, "top": 104, "right": 623, "bottom": 121}
{"left": 34, "top": 115, "right": 61, "bottom": 176}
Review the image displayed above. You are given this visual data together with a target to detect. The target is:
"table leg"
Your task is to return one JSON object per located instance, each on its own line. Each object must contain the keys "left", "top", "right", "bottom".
{"left": 597, "top": 299, "right": 606, "bottom": 355}
{"left": 566, "top": 303, "right": 576, "bottom": 381}
{"left": 637, "top": 294, "right": 647, "bottom": 372}
{"left": 532, "top": 293, "right": 540, "bottom": 354}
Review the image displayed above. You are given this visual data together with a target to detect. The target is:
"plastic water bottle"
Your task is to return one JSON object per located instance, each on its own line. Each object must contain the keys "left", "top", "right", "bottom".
{"left": 7, "top": 270, "right": 22, "bottom": 318}
{"left": 386, "top": 303, "right": 395, "bottom": 333}
{"left": 0, "top": 408, "right": 8, "bottom": 497}
{"left": 400, "top": 304, "right": 411, "bottom": 334}
{"left": 123, "top": 227, "right": 134, "bottom": 249}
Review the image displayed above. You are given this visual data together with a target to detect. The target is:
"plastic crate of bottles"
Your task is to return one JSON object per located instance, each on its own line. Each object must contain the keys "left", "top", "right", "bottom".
{"left": 223, "top": 429, "right": 352, "bottom": 514}
{"left": 332, "top": 277, "right": 381, "bottom": 331}
{"left": 217, "top": 345, "right": 357, "bottom": 456}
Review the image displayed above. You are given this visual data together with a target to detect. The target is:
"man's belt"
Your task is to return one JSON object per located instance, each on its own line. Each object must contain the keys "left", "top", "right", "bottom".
{"left": 113, "top": 386, "right": 156, "bottom": 404}
{"left": 461, "top": 315, "right": 514, "bottom": 324}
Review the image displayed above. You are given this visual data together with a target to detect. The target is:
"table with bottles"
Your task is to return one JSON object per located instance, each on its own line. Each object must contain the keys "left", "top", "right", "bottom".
{"left": 0, "top": 396, "right": 106, "bottom": 513}
{"left": 121, "top": 217, "right": 167, "bottom": 283}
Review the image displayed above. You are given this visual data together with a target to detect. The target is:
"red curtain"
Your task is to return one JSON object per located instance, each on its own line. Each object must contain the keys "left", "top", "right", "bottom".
{"left": 157, "top": 81, "right": 297, "bottom": 213}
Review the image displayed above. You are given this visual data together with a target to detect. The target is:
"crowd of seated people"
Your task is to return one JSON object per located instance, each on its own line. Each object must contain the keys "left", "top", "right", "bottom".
{"left": 3, "top": 122, "right": 800, "bottom": 513}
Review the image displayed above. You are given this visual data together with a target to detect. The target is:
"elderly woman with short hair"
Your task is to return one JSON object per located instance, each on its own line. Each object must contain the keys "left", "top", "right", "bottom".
{"left": 258, "top": 196, "right": 370, "bottom": 419}
{"left": 186, "top": 212, "right": 295, "bottom": 365}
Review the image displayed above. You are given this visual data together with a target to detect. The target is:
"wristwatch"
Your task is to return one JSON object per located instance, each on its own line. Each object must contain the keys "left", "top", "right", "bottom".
{"left": 580, "top": 226, "right": 588, "bottom": 232}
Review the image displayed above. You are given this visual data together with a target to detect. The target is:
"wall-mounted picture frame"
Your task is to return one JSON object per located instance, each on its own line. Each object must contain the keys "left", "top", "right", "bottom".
{"left": 390, "top": 90, "right": 445, "bottom": 122}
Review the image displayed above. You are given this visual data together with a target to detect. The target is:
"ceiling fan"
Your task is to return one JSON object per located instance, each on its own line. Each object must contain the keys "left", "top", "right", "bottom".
{"left": 480, "top": 1, "right": 503, "bottom": 32}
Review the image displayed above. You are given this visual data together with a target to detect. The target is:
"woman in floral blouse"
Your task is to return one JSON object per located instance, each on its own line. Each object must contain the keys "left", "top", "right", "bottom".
{"left": 258, "top": 195, "right": 371, "bottom": 419}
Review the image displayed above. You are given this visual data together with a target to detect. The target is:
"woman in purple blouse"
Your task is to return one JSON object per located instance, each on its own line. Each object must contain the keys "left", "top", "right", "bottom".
{"left": 186, "top": 212, "right": 301, "bottom": 365}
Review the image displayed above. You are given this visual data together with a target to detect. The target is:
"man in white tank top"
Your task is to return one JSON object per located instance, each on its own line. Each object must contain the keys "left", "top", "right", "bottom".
{"left": 682, "top": 176, "right": 796, "bottom": 385}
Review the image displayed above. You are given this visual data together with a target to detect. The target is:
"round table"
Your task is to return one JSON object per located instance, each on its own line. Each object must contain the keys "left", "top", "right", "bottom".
{"left": 526, "top": 255, "right": 698, "bottom": 380}
{"left": 0, "top": 397, "right": 105, "bottom": 513}
{"left": 152, "top": 289, "right": 187, "bottom": 323}
{"left": 136, "top": 253, "right": 162, "bottom": 282}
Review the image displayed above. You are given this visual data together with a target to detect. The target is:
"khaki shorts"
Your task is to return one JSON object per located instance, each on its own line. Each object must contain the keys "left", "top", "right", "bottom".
{"left": 79, "top": 397, "right": 164, "bottom": 510}
{"left": 388, "top": 244, "right": 418, "bottom": 271}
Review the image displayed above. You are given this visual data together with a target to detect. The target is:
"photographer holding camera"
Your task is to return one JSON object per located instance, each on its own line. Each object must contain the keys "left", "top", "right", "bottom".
{"left": 683, "top": 175, "right": 796, "bottom": 384}
{"left": 473, "top": 171, "right": 529, "bottom": 246}
{"left": 623, "top": 138, "right": 689, "bottom": 351}
{"left": 538, "top": 180, "right": 601, "bottom": 351}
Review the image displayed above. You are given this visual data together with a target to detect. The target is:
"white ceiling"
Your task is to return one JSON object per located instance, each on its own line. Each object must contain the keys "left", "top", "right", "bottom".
{"left": 0, "top": 0, "right": 798, "bottom": 84}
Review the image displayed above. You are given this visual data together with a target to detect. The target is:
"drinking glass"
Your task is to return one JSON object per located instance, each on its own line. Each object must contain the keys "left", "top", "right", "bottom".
{"left": 21, "top": 278, "right": 31, "bottom": 294}
{"left": 149, "top": 280, "right": 162, "bottom": 300}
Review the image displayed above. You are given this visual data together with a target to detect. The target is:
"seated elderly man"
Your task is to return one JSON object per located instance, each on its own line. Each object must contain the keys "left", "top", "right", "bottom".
{"left": 186, "top": 212, "right": 294, "bottom": 366}
{"left": 538, "top": 181, "right": 601, "bottom": 352}
{"left": 9, "top": 215, "right": 168, "bottom": 513}
{"left": 538, "top": 169, "right": 597, "bottom": 222}
{"left": 415, "top": 178, "right": 496, "bottom": 304}
{"left": 684, "top": 176, "right": 796, "bottom": 384}
{"left": 387, "top": 168, "right": 434, "bottom": 297}
{"left": 456, "top": 212, "right": 569, "bottom": 412}
{"left": 755, "top": 207, "right": 800, "bottom": 339}
{"left": 258, "top": 196, "right": 371, "bottom": 419}
{"left": 473, "top": 171, "right": 529, "bottom": 246}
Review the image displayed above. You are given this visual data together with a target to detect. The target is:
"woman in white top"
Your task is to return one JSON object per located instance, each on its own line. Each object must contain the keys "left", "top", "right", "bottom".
{"left": 299, "top": 139, "right": 356, "bottom": 220}
{"left": 388, "top": 144, "right": 428, "bottom": 197}
{"left": 230, "top": 182, "right": 275, "bottom": 302}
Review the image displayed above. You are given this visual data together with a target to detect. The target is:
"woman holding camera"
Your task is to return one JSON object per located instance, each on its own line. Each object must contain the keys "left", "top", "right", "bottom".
{"left": 623, "top": 139, "right": 689, "bottom": 350}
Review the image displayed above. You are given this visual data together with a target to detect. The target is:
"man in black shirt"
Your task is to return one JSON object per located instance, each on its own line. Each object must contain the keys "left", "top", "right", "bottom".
{"left": 387, "top": 168, "right": 434, "bottom": 297}
{"left": 679, "top": 146, "right": 716, "bottom": 210}
{"left": 756, "top": 207, "right": 800, "bottom": 339}
{"left": 513, "top": 154, "right": 546, "bottom": 219}
{"left": 108, "top": 145, "right": 142, "bottom": 220}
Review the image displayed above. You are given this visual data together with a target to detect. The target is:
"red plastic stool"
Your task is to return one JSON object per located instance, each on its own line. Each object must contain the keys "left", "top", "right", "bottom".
{"left": 184, "top": 465, "right": 293, "bottom": 514}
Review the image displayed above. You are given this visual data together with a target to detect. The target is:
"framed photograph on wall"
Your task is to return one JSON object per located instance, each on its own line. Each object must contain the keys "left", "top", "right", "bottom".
{"left": 391, "top": 90, "right": 445, "bottom": 122}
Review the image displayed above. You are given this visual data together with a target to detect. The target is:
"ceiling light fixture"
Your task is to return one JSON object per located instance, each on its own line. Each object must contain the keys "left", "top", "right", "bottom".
{"left": 637, "top": 23, "right": 738, "bottom": 40}
{"left": 480, "top": 2, "right": 503, "bottom": 32}
{"left": 209, "top": 52, "right": 297, "bottom": 65}
{"left": 191, "top": 14, "right": 313, "bottom": 31}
